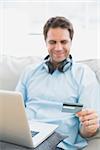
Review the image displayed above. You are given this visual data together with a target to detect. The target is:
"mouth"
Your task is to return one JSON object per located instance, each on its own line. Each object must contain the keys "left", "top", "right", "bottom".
{"left": 54, "top": 53, "right": 65, "bottom": 57}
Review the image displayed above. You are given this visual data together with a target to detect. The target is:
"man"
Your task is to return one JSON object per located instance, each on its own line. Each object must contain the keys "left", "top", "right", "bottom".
{"left": 16, "top": 16, "right": 100, "bottom": 150}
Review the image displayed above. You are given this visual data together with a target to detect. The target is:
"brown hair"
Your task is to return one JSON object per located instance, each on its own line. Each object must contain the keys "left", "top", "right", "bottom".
{"left": 43, "top": 16, "right": 74, "bottom": 41}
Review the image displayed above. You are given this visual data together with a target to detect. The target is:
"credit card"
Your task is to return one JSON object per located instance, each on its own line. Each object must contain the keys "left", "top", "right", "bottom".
{"left": 62, "top": 102, "right": 83, "bottom": 113}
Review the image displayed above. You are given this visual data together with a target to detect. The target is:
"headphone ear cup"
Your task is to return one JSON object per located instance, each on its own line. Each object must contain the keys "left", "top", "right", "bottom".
{"left": 58, "top": 61, "right": 66, "bottom": 72}
{"left": 63, "top": 62, "right": 72, "bottom": 72}
{"left": 58, "top": 59, "right": 72, "bottom": 72}
{"left": 45, "top": 61, "right": 55, "bottom": 74}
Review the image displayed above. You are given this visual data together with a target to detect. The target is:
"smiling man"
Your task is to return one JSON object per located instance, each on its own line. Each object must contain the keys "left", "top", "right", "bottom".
{"left": 16, "top": 16, "right": 100, "bottom": 150}
{"left": 46, "top": 27, "right": 71, "bottom": 64}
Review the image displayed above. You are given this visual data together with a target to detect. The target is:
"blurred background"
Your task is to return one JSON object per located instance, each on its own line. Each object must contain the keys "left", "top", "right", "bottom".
{"left": 0, "top": 0, "right": 100, "bottom": 60}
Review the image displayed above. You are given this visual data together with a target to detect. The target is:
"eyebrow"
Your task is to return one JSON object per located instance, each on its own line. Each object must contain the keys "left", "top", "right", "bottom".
{"left": 48, "top": 40, "right": 70, "bottom": 43}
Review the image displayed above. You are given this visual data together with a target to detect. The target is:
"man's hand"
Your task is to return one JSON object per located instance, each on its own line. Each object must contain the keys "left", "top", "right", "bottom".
{"left": 76, "top": 109, "right": 100, "bottom": 137}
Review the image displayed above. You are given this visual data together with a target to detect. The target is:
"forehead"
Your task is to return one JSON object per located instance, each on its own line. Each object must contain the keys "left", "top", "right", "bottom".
{"left": 47, "top": 27, "right": 70, "bottom": 40}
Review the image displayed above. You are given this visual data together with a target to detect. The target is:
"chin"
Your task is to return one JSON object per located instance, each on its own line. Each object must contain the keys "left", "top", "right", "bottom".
{"left": 56, "top": 57, "right": 66, "bottom": 62}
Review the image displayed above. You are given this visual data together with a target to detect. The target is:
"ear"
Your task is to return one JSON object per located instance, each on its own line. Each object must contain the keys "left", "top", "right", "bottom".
{"left": 45, "top": 39, "right": 48, "bottom": 45}
{"left": 70, "top": 40, "right": 72, "bottom": 46}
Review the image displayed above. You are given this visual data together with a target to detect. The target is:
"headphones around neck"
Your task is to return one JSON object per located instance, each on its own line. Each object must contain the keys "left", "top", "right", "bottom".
{"left": 43, "top": 54, "right": 72, "bottom": 74}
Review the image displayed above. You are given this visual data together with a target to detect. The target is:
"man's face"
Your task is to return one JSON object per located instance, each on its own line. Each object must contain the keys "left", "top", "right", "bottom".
{"left": 46, "top": 27, "right": 72, "bottom": 65}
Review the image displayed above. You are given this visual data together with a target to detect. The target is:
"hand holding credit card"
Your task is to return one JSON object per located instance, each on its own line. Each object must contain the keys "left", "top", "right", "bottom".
{"left": 62, "top": 102, "right": 83, "bottom": 113}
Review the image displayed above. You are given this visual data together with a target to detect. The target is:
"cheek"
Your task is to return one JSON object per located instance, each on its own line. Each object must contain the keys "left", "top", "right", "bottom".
{"left": 47, "top": 45, "right": 54, "bottom": 52}
{"left": 65, "top": 44, "right": 71, "bottom": 52}
{"left": 47, "top": 47, "right": 52, "bottom": 56}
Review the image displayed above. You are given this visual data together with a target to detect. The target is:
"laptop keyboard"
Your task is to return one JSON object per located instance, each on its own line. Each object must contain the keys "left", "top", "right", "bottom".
{"left": 31, "top": 130, "right": 39, "bottom": 137}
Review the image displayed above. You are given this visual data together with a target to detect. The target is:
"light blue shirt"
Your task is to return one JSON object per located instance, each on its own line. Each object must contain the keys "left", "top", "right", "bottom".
{"left": 16, "top": 60, "right": 100, "bottom": 150}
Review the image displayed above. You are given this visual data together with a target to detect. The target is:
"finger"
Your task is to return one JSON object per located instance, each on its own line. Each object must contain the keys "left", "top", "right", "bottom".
{"left": 85, "top": 124, "right": 99, "bottom": 132}
{"left": 79, "top": 113, "right": 98, "bottom": 122}
{"left": 82, "top": 119, "right": 99, "bottom": 127}
{"left": 77, "top": 109, "right": 96, "bottom": 117}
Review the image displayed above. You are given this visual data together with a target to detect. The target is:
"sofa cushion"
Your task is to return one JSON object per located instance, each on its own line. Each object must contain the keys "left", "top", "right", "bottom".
{"left": 0, "top": 56, "right": 100, "bottom": 90}
{"left": 77, "top": 59, "right": 100, "bottom": 83}
{"left": 0, "top": 55, "right": 41, "bottom": 90}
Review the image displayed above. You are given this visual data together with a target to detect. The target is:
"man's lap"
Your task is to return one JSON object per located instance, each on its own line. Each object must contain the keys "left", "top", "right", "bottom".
{"left": 0, "top": 132, "right": 65, "bottom": 150}
{"left": 1, "top": 129, "right": 100, "bottom": 150}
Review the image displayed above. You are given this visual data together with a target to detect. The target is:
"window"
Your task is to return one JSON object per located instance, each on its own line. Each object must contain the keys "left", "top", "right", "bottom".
{"left": 0, "top": 0, "right": 100, "bottom": 60}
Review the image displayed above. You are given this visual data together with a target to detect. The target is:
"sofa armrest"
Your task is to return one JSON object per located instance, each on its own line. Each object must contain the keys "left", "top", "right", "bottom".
{"left": 86, "top": 128, "right": 100, "bottom": 141}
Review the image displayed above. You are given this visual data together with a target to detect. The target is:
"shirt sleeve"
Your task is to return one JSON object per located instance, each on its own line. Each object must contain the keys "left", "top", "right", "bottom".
{"left": 15, "top": 67, "right": 30, "bottom": 106}
{"left": 78, "top": 65, "right": 100, "bottom": 117}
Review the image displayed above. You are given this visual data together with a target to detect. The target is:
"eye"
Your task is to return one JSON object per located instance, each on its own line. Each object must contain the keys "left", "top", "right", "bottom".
{"left": 61, "top": 40, "right": 70, "bottom": 44}
{"left": 48, "top": 40, "right": 56, "bottom": 45}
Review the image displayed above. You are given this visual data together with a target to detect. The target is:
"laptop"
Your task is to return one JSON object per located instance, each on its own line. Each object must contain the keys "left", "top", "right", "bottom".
{"left": 0, "top": 90, "right": 58, "bottom": 148}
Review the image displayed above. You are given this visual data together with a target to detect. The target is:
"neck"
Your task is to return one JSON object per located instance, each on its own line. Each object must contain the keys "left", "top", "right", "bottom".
{"left": 50, "top": 59, "right": 66, "bottom": 69}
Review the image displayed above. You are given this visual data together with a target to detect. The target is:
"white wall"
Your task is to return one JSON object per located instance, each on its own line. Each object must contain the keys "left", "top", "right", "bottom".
{"left": 0, "top": 0, "right": 100, "bottom": 60}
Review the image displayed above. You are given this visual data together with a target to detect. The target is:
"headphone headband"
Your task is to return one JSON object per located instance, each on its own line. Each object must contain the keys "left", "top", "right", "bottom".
{"left": 43, "top": 54, "right": 72, "bottom": 74}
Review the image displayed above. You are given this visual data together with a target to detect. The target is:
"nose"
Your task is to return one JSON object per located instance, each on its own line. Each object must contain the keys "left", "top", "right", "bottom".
{"left": 54, "top": 42, "right": 63, "bottom": 51}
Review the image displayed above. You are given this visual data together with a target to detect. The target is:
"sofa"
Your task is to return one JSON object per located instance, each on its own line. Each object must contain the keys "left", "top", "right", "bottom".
{"left": 0, "top": 55, "right": 100, "bottom": 150}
